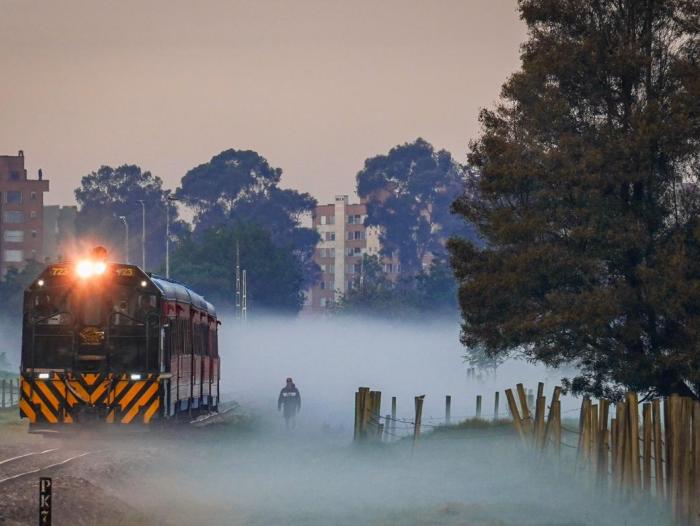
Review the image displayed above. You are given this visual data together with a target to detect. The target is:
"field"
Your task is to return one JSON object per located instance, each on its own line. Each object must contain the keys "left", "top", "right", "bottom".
{"left": 0, "top": 406, "right": 673, "bottom": 526}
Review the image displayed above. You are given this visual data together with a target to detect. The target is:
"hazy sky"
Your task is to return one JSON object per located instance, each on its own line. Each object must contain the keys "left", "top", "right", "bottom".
{"left": 0, "top": 0, "right": 526, "bottom": 207}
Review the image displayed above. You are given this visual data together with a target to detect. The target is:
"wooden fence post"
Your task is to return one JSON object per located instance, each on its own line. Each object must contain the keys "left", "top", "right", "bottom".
{"left": 391, "top": 396, "right": 397, "bottom": 436}
{"left": 615, "top": 401, "right": 627, "bottom": 489}
{"left": 476, "top": 395, "right": 482, "bottom": 419}
{"left": 445, "top": 395, "right": 451, "bottom": 425}
{"left": 535, "top": 395, "right": 546, "bottom": 451}
{"left": 611, "top": 418, "right": 618, "bottom": 484}
{"left": 494, "top": 391, "right": 500, "bottom": 420}
{"left": 643, "top": 403, "right": 652, "bottom": 493}
{"left": 358, "top": 387, "right": 370, "bottom": 442}
{"left": 516, "top": 383, "right": 531, "bottom": 435}
{"left": 578, "top": 398, "right": 591, "bottom": 466}
{"left": 505, "top": 388, "right": 526, "bottom": 445}
{"left": 626, "top": 392, "right": 641, "bottom": 493}
{"left": 652, "top": 398, "right": 664, "bottom": 499}
{"left": 669, "top": 395, "right": 681, "bottom": 516}
{"left": 413, "top": 395, "right": 425, "bottom": 445}
{"left": 553, "top": 400, "right": 561, "bottom": 459}
{"left": 590, "top": 404, "right": 599, "bottom": 476}
{"left": 599, "top": 400, "right": 610, "bottom": 488}
{"left": 679, "top": 397, "right": 692, "bottom": 523}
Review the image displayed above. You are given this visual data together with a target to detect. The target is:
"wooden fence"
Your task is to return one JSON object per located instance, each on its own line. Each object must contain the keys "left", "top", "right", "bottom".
{"left": 354, "top": 383, "right": 700, "bottom": 526}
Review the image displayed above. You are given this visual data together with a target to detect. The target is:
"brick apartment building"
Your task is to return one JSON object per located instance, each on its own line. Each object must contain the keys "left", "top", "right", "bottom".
{"left": 304, "top": 195, "right": 400, "bottom": 313}
{"left": 0, "top": 151, "right": 49, "bottom": 277}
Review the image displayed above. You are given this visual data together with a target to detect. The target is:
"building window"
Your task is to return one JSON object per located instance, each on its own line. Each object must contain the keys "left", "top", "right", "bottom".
{"left": 384, "top": 263, "right": 393, "bottom": 273}
{"left": 347, "top": 215, "right": 354, "bottom": 224}
{"left": 346, "top": 247, "right": 362, "bottom": 256}
{"left": 30, "top": 211, "right": 37, "bottom": 219}
{"left": 325, "top": 232, "right": 335, "bottom": 241}
{"left": 328, "top": 248, "right": 335, "bottom": 257}
{"left": 320, "top": 281, "right": 326, "bottom": 290}
{"left": 4, "top": 249, "right": 23, "bottom": 263}
{"left": 3, "top": 211, "right": 24, "bottom": 223}
{"left": 320, "top": 298, "right": 327, "bottom": 308}
{"left": 5, "top": 191, "right": 22, "bottom": 204}
{"left": 347, "top": 280, "right": 353, "bottom": 290}
{"left": 9, "top": 171, "right": 20, "bottom": 181}
{"left": 31, "top": 230, "right": 37, "bottom": 238}
{"left": 354, "top": 231, "right": 364, "bottom": 240}
{"left": 30, "top": 192, "right": 37, "bottom": 200}
{"left": 348, "top": 214, "right": 361, "bottom": 224}
{"left": 354, "top": 263, "right": 362, "bottom": 273}
{"left": 320, "top": 216, "right": 326, "bottom": 225}
{"left": 3, "top": 230, "right": 24, "bottom": 243}
{"left": 347, "top": 231, "right": 353, "bottom": 241}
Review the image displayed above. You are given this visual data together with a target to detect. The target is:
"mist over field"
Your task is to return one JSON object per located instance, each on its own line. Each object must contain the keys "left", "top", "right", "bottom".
{"left": 116, "top": 315, "right": 669, "bottom": 526}
{"left": 218, "top": 315, "right": 582, "bottom": 431}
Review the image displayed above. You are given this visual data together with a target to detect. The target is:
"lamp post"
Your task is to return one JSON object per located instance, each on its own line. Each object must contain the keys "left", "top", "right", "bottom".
{"left": 119, "top": 216, "right": 129, "bottom": 264}
{"left": 138, "top": 200, "right": 146, "bottom": 270}
{"left": 166, "top": 196, "right": 180, "bottom": 279}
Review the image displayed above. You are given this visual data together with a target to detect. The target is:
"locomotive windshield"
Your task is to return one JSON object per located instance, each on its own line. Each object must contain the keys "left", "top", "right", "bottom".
{"left": 22, "top": 263, "right": 161, "bottom": 373}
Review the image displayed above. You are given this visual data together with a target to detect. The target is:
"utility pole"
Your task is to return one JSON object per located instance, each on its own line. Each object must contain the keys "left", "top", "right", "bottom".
{"left": 235, "top": 242, "right": 241, "bottom": 319}
{"left": 242, "top": 269, "right": 247, "bottom": 321}
{"left": 165, "top": 196, "right": 180, "bottom": 279}
{"left": 138, "top": 200, "right": 146, "bottom": 270}
{"left": 119, "top": 216, "right": 129, "bottom": 264}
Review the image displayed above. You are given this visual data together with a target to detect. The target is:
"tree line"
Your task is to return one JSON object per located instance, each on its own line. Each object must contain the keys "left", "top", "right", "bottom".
{"left": 0, "top": 140, "right": 471, "bottom": 319}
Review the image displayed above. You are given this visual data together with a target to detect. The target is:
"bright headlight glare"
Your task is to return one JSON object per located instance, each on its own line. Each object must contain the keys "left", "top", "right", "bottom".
{"left": 38, "top": 373, "right": 50, "bottom": 379}
{"left": 76, "top": 260, "right": 94, "bottom": 278}
{"left": 94, "top": 261, "right": 107, "bottom": 274}
{"left": 130, "top": 373, "right": 142, "bottom": 380}
{"left": 37, "top": 279, "right": 45, "bottom": 287}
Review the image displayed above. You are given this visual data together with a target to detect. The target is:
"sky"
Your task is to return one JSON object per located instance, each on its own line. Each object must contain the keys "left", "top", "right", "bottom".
{"left": 0, "top": 0, "right": 526, "bottom": 207}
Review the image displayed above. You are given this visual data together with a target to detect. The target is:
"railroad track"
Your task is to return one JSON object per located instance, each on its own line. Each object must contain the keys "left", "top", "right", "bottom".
{"left": 0, "top": 448, "right": 93, "bottom": 484}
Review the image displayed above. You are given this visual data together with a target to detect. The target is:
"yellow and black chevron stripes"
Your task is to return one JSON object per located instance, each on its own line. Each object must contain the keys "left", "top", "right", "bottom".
{"left": 20, "top": 373, "right": 163, "bottom": 425}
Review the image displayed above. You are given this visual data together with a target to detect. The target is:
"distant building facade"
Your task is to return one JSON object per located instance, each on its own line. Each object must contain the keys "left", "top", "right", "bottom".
{"left": 304, "top": 195, "right": 400, "bottom": 313}
{"left": 42, "top": 205, "right": 77, "bottom": 263}
{"left": 0, "top": 151, "right": 49, "bottom": 277}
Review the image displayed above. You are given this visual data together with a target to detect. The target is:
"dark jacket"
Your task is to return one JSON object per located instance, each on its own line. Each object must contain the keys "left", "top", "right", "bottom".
{"left": 278, "top": 384, "right": 301, "bottom": 417}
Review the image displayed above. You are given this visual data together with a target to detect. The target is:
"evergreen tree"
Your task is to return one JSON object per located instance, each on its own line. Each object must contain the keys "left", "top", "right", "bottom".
{"left": 449, "top": 0, "right": 700, "bottom": 399}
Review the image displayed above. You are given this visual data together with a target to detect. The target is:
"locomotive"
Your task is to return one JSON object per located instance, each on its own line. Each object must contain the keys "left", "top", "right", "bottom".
{"left": 19, "top": 247, "right": 220, "bottom": 429}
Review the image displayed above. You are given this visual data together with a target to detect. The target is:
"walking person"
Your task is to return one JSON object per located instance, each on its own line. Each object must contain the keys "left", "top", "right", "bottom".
{"left": 278, "top": 377, "right": 301, "bottom": 430}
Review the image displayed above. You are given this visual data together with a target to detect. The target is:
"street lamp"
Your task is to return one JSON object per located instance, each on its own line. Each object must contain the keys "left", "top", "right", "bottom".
{"left": 137, "top": 200, "right": 146, "bottom": 271}
{"left": 119, "top": 216, "right": 129, "bottom": 264}
{"left": 166, "top": 196, "right": 181, "bottom": 279}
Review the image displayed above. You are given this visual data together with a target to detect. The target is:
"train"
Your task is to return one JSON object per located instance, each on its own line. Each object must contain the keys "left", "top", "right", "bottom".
{"left": 19, "top": 247, "right": 220, "bottom": 430}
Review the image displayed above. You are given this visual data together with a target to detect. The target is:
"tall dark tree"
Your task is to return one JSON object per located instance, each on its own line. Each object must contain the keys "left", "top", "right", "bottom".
{"left": 74, "top": 165, "right": 187, "bottom": 270}
{"left": 356, "top": 138, "right": 477, "bottom": 275}
{"left": 176, "top": 149, "right": 319, "bottom": 285}
{"left": 449, "top": 1, "right": 700, "bottom": 399}
{"left": 170, "top": 223, "right": 305, "bottom": 313}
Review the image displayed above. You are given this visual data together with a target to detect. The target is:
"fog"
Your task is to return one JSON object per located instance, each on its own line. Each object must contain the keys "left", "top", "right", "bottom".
{"left": 112, "top": 315, "right": 670, "bottom": 525}
{"left": 2, "top": 314, "right": 673, "bottom": 524}
{"left": 219, "top": 315, "right": 582, "bottom": 431}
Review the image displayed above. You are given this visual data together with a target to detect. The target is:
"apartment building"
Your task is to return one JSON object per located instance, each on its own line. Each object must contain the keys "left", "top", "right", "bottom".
{"left": 304, "top": 195, "right": 400, "bottom": 313}
{"left": 0, "top": 151, "right": 49, "bottom": 276}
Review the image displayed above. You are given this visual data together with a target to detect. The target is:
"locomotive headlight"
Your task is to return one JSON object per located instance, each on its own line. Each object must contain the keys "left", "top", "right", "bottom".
{"left": 77, "top": 260, "right": 94, "bottom": 278}
{"left": 94, "top": 261, "right": 107, "bottom": 274}
{"left": 130, "top": 373, "right": 142, "bottom": 380}
{"left": 37, "top": 373, "right": 50, "bottom": 379}
{"left": 76, "top": 260, "right": 107, "bottom": 278}
{"left": 140, "top": 280, "right": 148, "bottom": 288}
{"left": 37, "top": 279, "right": 45, "bottom": 287}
